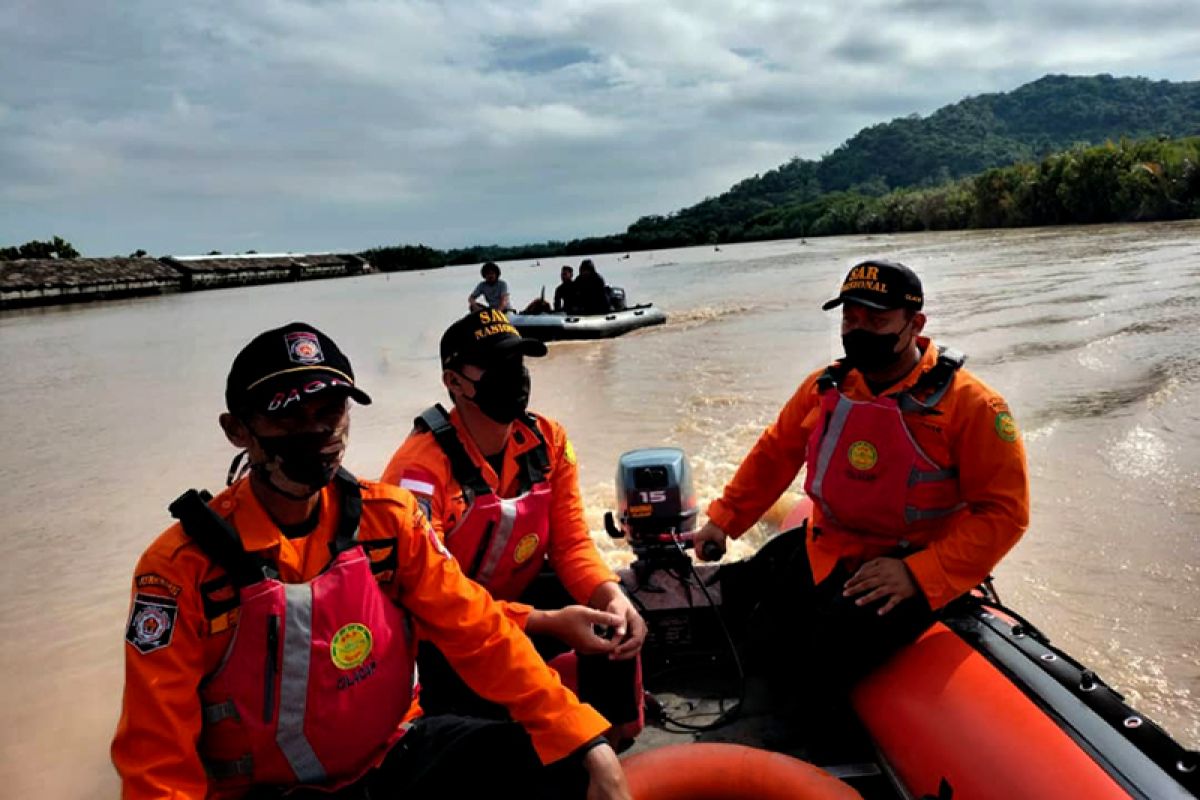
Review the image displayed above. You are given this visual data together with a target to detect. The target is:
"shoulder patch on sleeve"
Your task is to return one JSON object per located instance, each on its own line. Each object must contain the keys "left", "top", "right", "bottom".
{"left": 994, "top": 410, "right": 1020, "bottom": 443}
{"left": 125, "top": 593, "right": 179, "bottom": 654}
{"left": 563, "top": 438, "right": 577, "bottom": 466}
{"left": 135, "top": 572, "right": 182, "bottom": 597}
{"left": 417, "top": 510, "right": 452, "bottom": 560}
{"left": 983, "top": 396, "right": 1019, "bottom": 442}
{"left": 415, "top": 495, "right": 433, "bottom": 522}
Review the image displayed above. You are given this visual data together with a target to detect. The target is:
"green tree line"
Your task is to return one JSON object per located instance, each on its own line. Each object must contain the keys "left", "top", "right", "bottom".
{"left": 734, "top": 136, "right": 1200, "bottom": 240}
{"left": 0, "top": 236, "right": 80, "bottom": 261}
{"left": 362, "top": 136, "right": 1200, "bottom": 270}
{"left": 614, "top": 74, "right": 1200, "bottom": 249}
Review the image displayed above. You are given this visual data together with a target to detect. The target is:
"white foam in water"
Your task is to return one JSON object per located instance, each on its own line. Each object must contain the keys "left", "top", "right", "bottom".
{"left": 1105, "top": 424, "right": 1171, "bottom": 480}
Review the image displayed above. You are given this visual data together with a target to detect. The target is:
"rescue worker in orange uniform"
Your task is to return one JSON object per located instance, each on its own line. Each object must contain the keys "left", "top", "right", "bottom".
{"left": 381, "top": 310, "right": 647, "bottom": 743}
{"left": 111, "top": 322, "right": 631, "bottom": 800}
{"left": 694, "top": 260, "right": 1029, "bottom": 721}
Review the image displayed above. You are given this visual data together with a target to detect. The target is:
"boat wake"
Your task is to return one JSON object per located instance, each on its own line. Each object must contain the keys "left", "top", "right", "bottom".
{"left": 668, "top": 303, "right": 758, "bottom": 328}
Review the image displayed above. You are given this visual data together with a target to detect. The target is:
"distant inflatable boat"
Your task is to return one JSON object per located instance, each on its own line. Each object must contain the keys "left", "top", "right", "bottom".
{"left": 507, "top": 304, "right": 667, "bottom": 342}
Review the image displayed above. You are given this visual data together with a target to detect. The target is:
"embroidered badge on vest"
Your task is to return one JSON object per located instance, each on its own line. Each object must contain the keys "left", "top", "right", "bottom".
{"left": 125, "top": 593, "right": 178, "bottom": 654}
{"left": 513, "top": 533, "right": 541, "bottom": 564}
{"left": 847, "top": 440, "right": 878, "bottom": 471}
{"left": 330, "top": 623, "right": 373, "bottom": 670}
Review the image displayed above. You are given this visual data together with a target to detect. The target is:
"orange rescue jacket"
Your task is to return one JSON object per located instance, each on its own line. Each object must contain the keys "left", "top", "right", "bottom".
{"left": 706, "top": 337, "right": 1029, "bottom": 610}
{"left": 111, "top": 475, "right": 609, "bottom": 800}
{"left": 381, "top": 408, "right": 618, "bottom": 627}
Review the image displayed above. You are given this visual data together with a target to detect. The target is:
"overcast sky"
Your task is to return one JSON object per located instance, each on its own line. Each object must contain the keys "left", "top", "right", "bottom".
{"left": 1, "top": 0, "right": 1196, "bottom": 256}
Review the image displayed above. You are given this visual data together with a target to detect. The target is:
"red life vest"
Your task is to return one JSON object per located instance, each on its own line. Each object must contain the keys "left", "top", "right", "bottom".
{"left": 415, "top": 407, "right": 646, "bottom": 738}
{"left": 168, "top": 471, "right": 416, "bottom": 791}
{"left": 803, "top": 348, "right": 967, "bottom": 547}
{"left": 417, "top": 405, "right": 552, "bottom": 601}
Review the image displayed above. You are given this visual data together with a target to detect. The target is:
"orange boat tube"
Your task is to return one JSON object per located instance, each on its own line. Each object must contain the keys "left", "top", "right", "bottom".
{"left": 621, "top": 743, "right": 862, "bottom": 800}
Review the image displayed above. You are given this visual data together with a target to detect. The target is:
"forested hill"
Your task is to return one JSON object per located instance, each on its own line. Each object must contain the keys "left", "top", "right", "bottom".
{"left": 624, "top": 74, "right": 1200, "bottom": 246}
{"left": 820, "top": 73, "right": 1200, "bottom": 189}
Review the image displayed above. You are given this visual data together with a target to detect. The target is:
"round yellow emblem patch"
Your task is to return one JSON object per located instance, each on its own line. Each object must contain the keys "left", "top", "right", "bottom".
{"left": 994, "top": 412, "right": 1019, "bottom": 443}
{"left": 564, "top": 439, "right": 577, "bottom": 466}
{"left": 513, "top": 533, "right": 540, "bottom": 564}
{"left": 847, "top": 440, "right": 878, "bottom": 471}
{"left": 330, "top": 623, "right": 372, "bottom": 670}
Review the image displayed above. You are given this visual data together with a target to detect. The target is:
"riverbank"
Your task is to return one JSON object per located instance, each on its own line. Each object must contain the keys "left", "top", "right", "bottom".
{"left": 0, "top": 252, "right": 369, "bottom": 310}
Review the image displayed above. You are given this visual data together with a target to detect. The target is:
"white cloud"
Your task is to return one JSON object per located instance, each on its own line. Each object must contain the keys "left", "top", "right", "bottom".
{"left": 0, "top": 0, "right": 1196, "bottom": 255}
{"left": 476, "top": 103, "right": 623, "bottom": 144}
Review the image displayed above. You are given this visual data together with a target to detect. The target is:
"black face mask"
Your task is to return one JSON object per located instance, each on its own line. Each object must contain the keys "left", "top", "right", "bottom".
{"left": 252, "top": 430, "right": 346, "bottom": 499}
{"left": 468, "top": 361, "right": 531, "bottom": 424}
{"left": 842, "top": 328, "right": 904, "bottom": 373}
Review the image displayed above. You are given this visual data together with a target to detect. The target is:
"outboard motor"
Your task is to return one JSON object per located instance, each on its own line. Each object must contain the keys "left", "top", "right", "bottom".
{"left": 606, "top": 286, "right": 628, "bottom": 311}
{"left": 604, "top": 448, "right": 699, "bottom": 580}
{"left": 605, "top": 448, "right": 746, "bottom": 678}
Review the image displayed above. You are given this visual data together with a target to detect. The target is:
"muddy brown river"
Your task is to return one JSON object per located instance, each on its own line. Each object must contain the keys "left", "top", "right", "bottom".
{"left": 1, "top": 220, "right": 1197, "bottom": 797}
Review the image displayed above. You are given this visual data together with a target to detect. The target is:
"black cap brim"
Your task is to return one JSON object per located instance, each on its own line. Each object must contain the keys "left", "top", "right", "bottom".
{"left": 497, "top": 337, "right": 548, "bottom": 359}
{"left": 821, "top": 296, "right": 893, "bottom": 311}
{"left": 453, "top": 337, "right": 546, "bottom": 367}
{"left": 248, "top": 368, "right": 372, "bottom": 413}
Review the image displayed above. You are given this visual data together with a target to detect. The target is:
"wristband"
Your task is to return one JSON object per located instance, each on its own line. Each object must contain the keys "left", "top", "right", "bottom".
{"left": 573, "top": 736, "right": 609, "bottom": 763}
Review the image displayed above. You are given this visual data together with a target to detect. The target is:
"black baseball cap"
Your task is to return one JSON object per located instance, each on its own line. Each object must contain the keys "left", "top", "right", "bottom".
{"left": 821, "top": 259, "right": 924, "bottom": 312}
{"left": 225, "top": 322, "right": 372, "bottom": 414}
{"left": 440, "top": 310, "right": 547, "bottom": 369}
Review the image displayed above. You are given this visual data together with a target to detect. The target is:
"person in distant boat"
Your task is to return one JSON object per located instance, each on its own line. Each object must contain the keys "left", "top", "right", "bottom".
{"left": 382, "top": 310, "right": 648, "bottom": 748}
{"left": 554, "top": 265, "right": 576, "bottom": 312}
{"left": 469, "top": 261, "right": 511, "bottom": 312}
{"left": 695, "top": 260, "right": 1029, "bottom": 724}
{"left": 570, "top": 259, "right": 611, "bottom": 315}
{"left": 111, "top": 322, "right": 630, "bottom": 800}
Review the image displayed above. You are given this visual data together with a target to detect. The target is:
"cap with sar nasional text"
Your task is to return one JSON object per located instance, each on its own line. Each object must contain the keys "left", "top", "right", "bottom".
{"left": 225, "top": 322, "right": 372, "bottom": 415}
{"left": 440, "top": 309, "right": 548, "bottom": 369}
{"left": 821, "top": 259, "right": 924, "bottom": 312}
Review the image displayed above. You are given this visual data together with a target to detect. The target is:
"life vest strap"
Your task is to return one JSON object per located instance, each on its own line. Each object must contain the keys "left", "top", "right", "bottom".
{"left": 326, "top": 469, "right": 364, "bottom": 561}
{"left": 168, "top": 491, "right": 276, "bottom": 589}
{"left": 201, "top": 700, "right": 240, "bottom": 724}
{"left": 904, "top": 502, "right": 968, "bottom": 524}
{"left": 514, "top": 412, "right": 550, "bottom": 492}
{"left": 817, "top": 345, "right": 966, "bottom": 414}
{"left": 415, "top": 404, "right": 493, "bottom": 499}
{"left": 204, "top": 754, "right": 254, "bottom": 780}
{"left": 415, "top": 405, "right": 552, "bottom": 498}
{"left": 170, "top": 469, "right": 364, "bottom": 588}
{"left": 908, "top": 466, "right": 959, "bottom": 486}
{"left": 816, "top": 361, "right": 852, "bottom": 393}
{"left": 895, "top": 346, "right": 965, "bottom": 414}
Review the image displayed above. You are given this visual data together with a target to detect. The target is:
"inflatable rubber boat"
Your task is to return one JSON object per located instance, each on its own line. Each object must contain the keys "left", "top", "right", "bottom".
{"left": 605, "top": 448, "right": 1199, "bottom": 800}
{"left": 507, "top": 304, "right": 666, "bottom": 341}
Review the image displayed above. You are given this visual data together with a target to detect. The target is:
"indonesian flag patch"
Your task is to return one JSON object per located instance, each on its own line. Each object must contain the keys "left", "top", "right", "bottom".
{"left": 125, "top": 593, "right": 178, "bottom": 654}
{"left": 398, "top": 468, "right": 436, "bottom": 498}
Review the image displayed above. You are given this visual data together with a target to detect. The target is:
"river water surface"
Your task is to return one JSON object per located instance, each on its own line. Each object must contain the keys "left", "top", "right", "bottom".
{"left": 2, "top": 221, "right": 1198, "bottom": 797}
